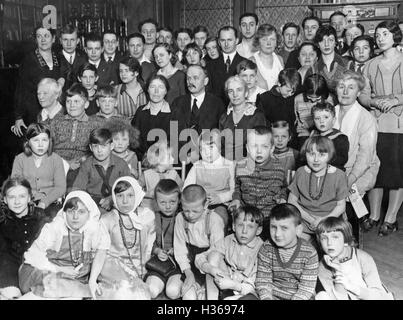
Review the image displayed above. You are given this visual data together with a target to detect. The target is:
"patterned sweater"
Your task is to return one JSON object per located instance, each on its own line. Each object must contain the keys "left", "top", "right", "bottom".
{"left": 233, "top": 156, "right": 287, "bottom": 218}
{"left": 255, "top": 238, "right": 318, "bottom": 300}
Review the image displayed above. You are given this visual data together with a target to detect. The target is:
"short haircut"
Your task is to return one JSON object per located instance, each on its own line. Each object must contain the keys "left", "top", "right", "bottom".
{"left": 147, "top": 74, "right": 170, "bottom": 93}
{"left": 303, "top": 73, "right": 329, "bottom": 100}
{"left": 114, "top": 180, "right": 132, "bottom": 194}
{"left": 60, "top": 24, "right": 79, "bottom": 36}
{"left": 85, "top": 32, "right": 102, "bottom": 46}
{"left": 24, "top": 123, "right": 53, "bottom": 156}
{"left": 253, "top": 24, "right": 278, "bottom": 49}
{"left": 183, "top": 42, "right": 203, "bottom": 65}
{"left": 278, "top": 68, "right": 301, "bottom": 91}
{"left": 329, "top": 10, "right": 346, "bottom": 21}
{"left": 311, "top": 101, "right": 336, "bottom": 117}
{"left": 375, "top": 20, "right": 403, "bottom": 47}
{"left": 158, "top": 26, "right": 174, "bottom": 34}
{"left": 66, "top": 83, "right": 88, "bottom": 101}
{"left": 103, "top": 118, "right": 141, "bottom": 150}
{"left": 270, "top": 203, "right": 302, "bottom": 225}
{"left": 233, "top": 205, "right": 264, "bottom": 227}
{"left": 96, "top": 85, "right": 118, "bottom": 99}
{"left": 182, "top": 184, "right": 207, "bottom": 204}
{"left": 63, "top": 196, "right": 87, "bottom": 212}
{"left": 154, "top": 179, "right": 181, "bottom": 199}
{"left": 187, "top": 64, "right": 209, "bottom": 77}
{"left": 204, "top": 36, "right": 218, "bottom": 47}
{"left": 336, "top": 69, "right": 366, "bottom": 91}
{"left": 78, "top": 62, "right": 98, "bottom": 77}
{"left": 175, "top": 28, "right": 193, "bottom": 40}
{"left": 247, "top": 125, "right": 273, "bottom": 144}
{"left": 297, "top": 42, "right": 321, "bottom": 59}
{"left": 350, "top": 34, "right": 375, "bottom": 58}
{"left": 89, "top": 128, "right": 112, "bottom": 145}
{"left": 37, "top": 78, "right": 62, "bottom": 98}
{"left": 193, "top": 25, "right": 209, "bottom": 36}
{"left": 119, "top": 56, "right": 141, "bottom": 75}
{"left": 314, "top": 25, "right": 338, "bottom": 44}
{"left": 152, "top": 43, "right": 178, "bottom": 66}
{"left": 302, "top": 16, "right": 322, "bottom": 30}
{"left": 199, "top": 129, "right": 222, "bottom": 150}
{"left": 103, "top": 30, "right": 117, "bottom": 38}
{"left": 282, "top": 22, "right": 300, "bottom": 35}
{"left": 239, "top": 12, "right": 259, "bottom": 25}
{"left": 144, "top": 140, "right": 172, "bottom": 169}
{"left": 343, "top": 23, "right": 365, "bottom": 38}
{"left": 224, "top": 75, "right": 248, "bottom": 95}
{"left": 127, "top": 32, "right": 145, "bottom": 44}
{"left": 236, "top": 59, "right": 257, "bottom": 74}
{"left": 301, "top": 135, "right": 335, "bottom": 163}
{"left": 218, "top": 26, "right": 238, "bottom": 39}
{"left": 271, "top": 120, "right": 291, "bottom": 136}
{"left": 1, "top": 176, "right": 33, "bottom": 200}
{"left": 316, "top": 216, "right": 355, "bottom": 246}
{"left": 33, "top": 26, "right": 56, "bottom": 39}
{"left": 138, "top": 18, "right": 158, "bottom": 32}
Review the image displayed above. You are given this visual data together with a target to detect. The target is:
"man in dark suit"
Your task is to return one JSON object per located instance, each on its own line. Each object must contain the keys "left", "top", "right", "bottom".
{"left": 206, "top": 26, "right": 249, "bottom": 106}
{"left": 58, "top": 24, "right": 87, "bottom": 90}
{"left": 127, "top": 32, "right": 156, "bottom": 85}
{"left": 102, "top": 30, "right": 122, "bottom": 84}
{"left": 84, "top": 33, "right": 118, "bottom": 87}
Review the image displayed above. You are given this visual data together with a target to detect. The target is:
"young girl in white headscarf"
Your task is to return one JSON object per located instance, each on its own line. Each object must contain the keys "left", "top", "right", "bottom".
{"left": 97, "top": 176, "right": 155, "bottom": 290}
{"left": 19, "top": 191, "right": 110, "bottom": 299}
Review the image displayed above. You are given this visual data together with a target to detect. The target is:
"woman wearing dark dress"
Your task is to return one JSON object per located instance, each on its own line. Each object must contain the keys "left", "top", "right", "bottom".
{"left": 152, "top": 43, "right": 187, "bottom": 105}
{"left": 219, "top": 76, "right": 266, "bottom": 161}
{"left": 132, "top": 75, "right": 172, "bottom": 159}
{"left": 12, "top": 26, "right": 64, "bottom": 137}
{"left": 0, "top": 177, "right": 47, "bottom": 288}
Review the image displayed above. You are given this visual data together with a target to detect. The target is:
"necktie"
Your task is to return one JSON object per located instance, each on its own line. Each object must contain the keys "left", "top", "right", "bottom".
{"left": 356, "top": 63, "right": 364, "bottom": 74}
{"left": 225, "top": 55, "right": 231, "bottom": 73}
{"left": 69, "top": 55, "right": 73, "bottom": 65}
{"left": 191, "top": 98, "right": 199, "bottom": 129}
{"left": 108, "top": 56, "right": 113, "bottom": 64}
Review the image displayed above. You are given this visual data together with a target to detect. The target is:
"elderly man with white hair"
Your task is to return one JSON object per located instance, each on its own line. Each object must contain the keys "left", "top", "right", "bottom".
{"left": 36, "top": 78, "right": 65, "bottom": 124}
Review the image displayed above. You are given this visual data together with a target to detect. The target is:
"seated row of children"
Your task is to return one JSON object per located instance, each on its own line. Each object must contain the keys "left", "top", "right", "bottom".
{"left": 0, "top": 174, "right": 392, "bottom": 300}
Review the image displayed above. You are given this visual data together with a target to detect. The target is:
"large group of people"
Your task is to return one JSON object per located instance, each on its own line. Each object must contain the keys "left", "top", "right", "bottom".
{"left": 0, "top": 10, "right": 402, "bottom": 300}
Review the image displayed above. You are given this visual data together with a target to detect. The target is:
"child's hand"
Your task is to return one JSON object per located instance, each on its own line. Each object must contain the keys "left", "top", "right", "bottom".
{"left": 334, "top": 271, "right": 360, "bottom": 296}
{"left": 182, "top": 272, "right": 196, "bottom": 297}
{"left": 207, "top": 194, "right": 221, "bottom": 206}
{"left": 36, "top": 201, "right": 46, "bottom": 209}
{"left": 214, "top": 274, "right": 235, "bottom": 291}
{"left": 68, "top": 159, "right": 81, "bottom": 170}
{"left": 100, "top": 197, "right": 113, "bottom": 210}
{"left": 228, "top": 200, "right": 241, "bottom": 211}
{"left": 57, "top": 265, "right": 79, "bottom": 278}
{"left": 157, "top": 249, "right": 169, "bottom": 261}
{"left": 166, "top": 248, "right": 174, "bottom": 256}
{"left": 89, "top": 278, "right": 102, "bottom": 300}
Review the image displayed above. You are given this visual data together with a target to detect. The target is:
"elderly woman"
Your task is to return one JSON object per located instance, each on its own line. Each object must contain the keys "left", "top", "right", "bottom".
{"left": 334, "top": 70, "right": 380, "bottom": 243}
{"left": 359, "top": 21, "right": 403, "bottom": 236}
{"left": 249, "top": 24, "right": 284, "bottom": 91}
{"left": 204, "top": 37, "right": 221, "bottom": 62}
{"left": 297, "top": 42, "right": 321, "bottom": 82}
{"left": 36, "top": 78, "right": 64, "bottom": 124}
{"left": 12, "top": 26, "right": 64, "bottom": 137}
{"left": 152, "top": 43, "right": 186, "bottom": 105}
{"left": 132, "top": 75, "right": 172, "bottom": 159}
{"left": 219, "top": 76, "right": 266, "bottom": 161}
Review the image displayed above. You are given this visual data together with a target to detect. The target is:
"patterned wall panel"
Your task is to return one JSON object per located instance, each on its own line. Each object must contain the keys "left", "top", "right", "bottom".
{"left": 256, "top": 0, "right": 312, "bottom": 32}
{"left": 180, "top": 0, "right": 234, "bottom": 37}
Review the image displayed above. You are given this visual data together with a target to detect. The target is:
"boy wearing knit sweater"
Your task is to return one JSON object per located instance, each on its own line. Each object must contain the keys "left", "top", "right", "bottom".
{"left": 255, "top": 203, "right": 319, "bottom": 300}
{"left": 229, "top": 126, "right": 287, "bottom": 240}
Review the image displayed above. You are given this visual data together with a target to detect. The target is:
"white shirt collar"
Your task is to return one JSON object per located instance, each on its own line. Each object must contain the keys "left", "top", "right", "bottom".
{"left": 227, "top": 102, "right": 256, "bottom": 115}
{"left": 223, "top": 51, "right": 237, "bottom": 64}
{"left": 191, "top": 91, "right": 206, "bottom": 109}
{"left": 89, "top": 59, "right": 101, "bottom": 68}
{"left": 142, "top": 101, "right": 171, "bottom": 114}
{"left": 41, "top": 102, "right": 63, "bottom": 121}
{"left": 62, "top": 50, "right": 76, "bottom": 64}
{"left": 138, "top": 54, "right": 150, "bottom": 64}
{"left": 104, "top": 53, "right": 116, "bottom": 62}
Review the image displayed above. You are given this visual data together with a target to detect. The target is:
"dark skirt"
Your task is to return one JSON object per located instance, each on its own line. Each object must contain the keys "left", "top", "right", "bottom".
{"left": 375, "top": 133, "right": 403, "bottom": 188}
{"left": 0, "top": 252, "right": 20, "bottom": 288}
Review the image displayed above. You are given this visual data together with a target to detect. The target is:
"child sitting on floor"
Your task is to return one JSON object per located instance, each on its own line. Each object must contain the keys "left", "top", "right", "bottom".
{"left": 254, "top": 203, "right": 319, "bottom": 300}
{"left": 315, "top": 216, "right": 393, "bottom": 300}
{"left": 71, "top": 128, "right": 130, "bottom": 211}
{"left": 195, "top": 205, "right": 264, "bottom": 300}
{"left": 104, "top": 118, "right": 140, "bottom": 178}
{"left": 229, "top": 126, "right": 287, "bottom": 240}
{"left": 310, "top": 102, "right": 349, "bottom": 171}
{"left": 139, "top": 140, "right": 183, "bottom": 211}
{"left": 174, "top": 184, "right": 225, "bottom": 300}
{"left": 145, "top": 179, "right": 183, "bottom": 299}
{"left": 288, "top": 136, "right": 349, "bottom": 242}
{"left": 19, "top": 191, "right": 110, "bottom": 299}
{"left": 183, "top": 129, "right": 235, "bottom": 228}
{"left": 271, "top": 120, "right": 300, "bottom": 174}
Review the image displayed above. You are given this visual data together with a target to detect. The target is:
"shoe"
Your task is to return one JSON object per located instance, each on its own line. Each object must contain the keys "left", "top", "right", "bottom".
{"left": 362, "top": 218, "right": 379, "bottom": 232}
{"left": 378, "top": 221, "right": 398, "bottom": 237}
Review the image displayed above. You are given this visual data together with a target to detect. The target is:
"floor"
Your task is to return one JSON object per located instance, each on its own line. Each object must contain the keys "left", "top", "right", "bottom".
{"left": 362, "top": 211, "right": 403, "bottom": 300}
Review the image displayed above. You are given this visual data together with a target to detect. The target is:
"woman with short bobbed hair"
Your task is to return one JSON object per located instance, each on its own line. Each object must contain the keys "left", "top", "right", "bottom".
{"left": 249, "top": 24, "right": 284, "bottom": 91}
{"left": 358, "top": 21, "right": 403, "bottom": 236}
{"left": 333, "top": 70, "right": 380, "bottom": 243}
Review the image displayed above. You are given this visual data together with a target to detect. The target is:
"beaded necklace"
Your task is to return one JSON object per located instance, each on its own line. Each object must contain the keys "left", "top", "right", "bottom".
{"left": 308, "top": 165, "right": 328, "bottom": 200}
{"left": 67, "top": 229, "right": 84, "bottom": 268}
